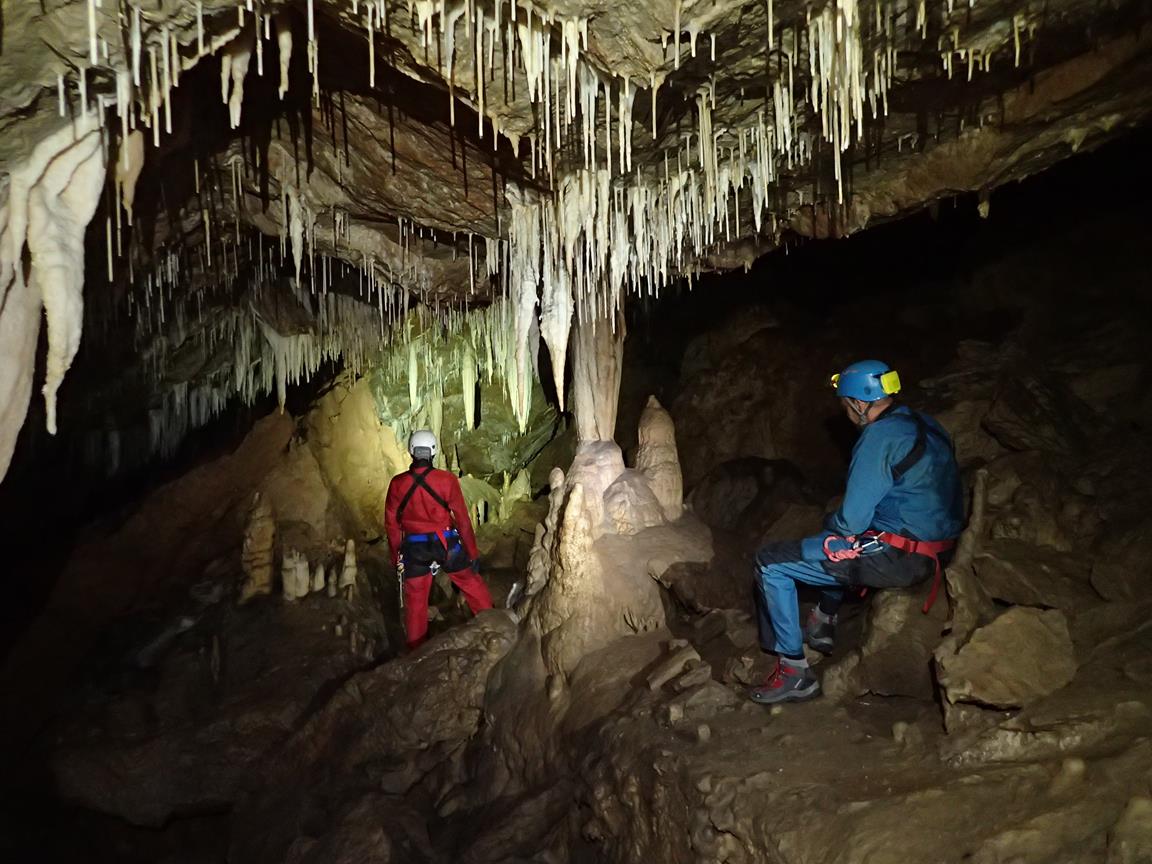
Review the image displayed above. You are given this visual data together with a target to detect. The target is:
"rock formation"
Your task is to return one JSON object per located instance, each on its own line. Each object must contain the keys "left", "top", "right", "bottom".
{"left": 634, "top": 396, "right": 684, "bottom": 521}
{"left": 239, "top": 493, "right": 276, "bottom": 603}
{"left": 281, "top": 549, "right": 311, "bottom": 600}
{"left": 937, "top": 607, "right": 1078, "bottom": 709}
{"left": 338, "top": 539, "right": 358, "bottom": 597}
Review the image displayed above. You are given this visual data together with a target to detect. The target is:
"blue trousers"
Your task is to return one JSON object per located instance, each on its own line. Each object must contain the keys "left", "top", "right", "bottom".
{"left": 754, "top": 532, "right": 856, "bottom": 659}
{"left": 754, "top": 531, "right": 942, "bottom": 658}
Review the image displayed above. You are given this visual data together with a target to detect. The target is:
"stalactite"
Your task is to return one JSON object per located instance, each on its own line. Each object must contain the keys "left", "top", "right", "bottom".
{"left": 275, "top": 13, "right": 293, "bottom": 99}
{"left": 2, "top": 114, "right": 106, "bottom": 448}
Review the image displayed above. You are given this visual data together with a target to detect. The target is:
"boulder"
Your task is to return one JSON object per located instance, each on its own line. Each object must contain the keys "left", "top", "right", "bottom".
{"left": 1108, "top": 796, "right": 1152, "bottom": 864}
{"left": 687, "top": 458, "right": 810, "bottom": 535}
{"left": 974, "top": 540, "right": 1100, "bottom": 611}
{"left": 937, "top": 607, "right": 1077, "bottom": 709}
{"left": 283, "top": 793, "right": 434, "bottom": 864}
{"left": 983, "top": 365, "right": 1092, "bottom": 456}
{"left": 1068, "top": 363, "right": 1142, "bottom": 412}
{"left": 1090, "top": 518, "right": 1152, "bottom": 602}
{"left": 857, "top": 581, "right": 949, "bottom": 701}
{"left": 984, "top": 453, "right": 1101, "bottom": 551}
{"left": 933, "top": 399, "right": 1005, "bottom": 466}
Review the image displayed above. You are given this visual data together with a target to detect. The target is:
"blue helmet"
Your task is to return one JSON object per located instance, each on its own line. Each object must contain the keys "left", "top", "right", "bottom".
{"left": 831, "top": 360, "right": 902, "bottom": 402}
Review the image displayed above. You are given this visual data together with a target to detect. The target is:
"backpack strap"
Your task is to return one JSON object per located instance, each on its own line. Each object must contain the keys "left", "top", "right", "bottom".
{"left": 890, "top": 412, "right": 951, "bottom": 482}
{"left": 396, "top": 466, "right": 452, "bottom": 523}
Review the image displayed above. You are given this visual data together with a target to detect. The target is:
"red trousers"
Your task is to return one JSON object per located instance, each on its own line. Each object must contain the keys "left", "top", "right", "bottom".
{"left": 403, "top": 568, "right": 493, "bottom": 649}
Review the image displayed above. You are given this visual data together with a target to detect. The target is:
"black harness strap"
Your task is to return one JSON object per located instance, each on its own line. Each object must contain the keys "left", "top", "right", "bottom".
{"left": 396, "top": 466, "right": 452, "bottom": 523}
{"left": 891, "top": 412, "right": 952, "bottom": 482}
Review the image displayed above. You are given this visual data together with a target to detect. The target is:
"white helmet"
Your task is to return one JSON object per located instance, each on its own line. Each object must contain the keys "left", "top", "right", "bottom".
{"left": 408, "top": 429, "right": 438, "bottom": 459}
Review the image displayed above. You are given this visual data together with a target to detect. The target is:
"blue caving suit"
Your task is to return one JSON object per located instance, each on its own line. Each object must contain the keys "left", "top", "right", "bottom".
{"left": 755, "top": 404, "right": 965, "bottom": 659}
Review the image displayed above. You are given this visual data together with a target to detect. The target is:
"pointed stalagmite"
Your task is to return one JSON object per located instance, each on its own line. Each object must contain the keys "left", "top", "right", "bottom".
{"left": 635, "top": 396, "right": 683, "bottom": 521}
{"left": 239, "top": 493, "right": 276, "bottom": 602}
{"left": 339, "top": 539, "right": 358, "bottom": 597}
{"left": 282, "top": 550, "right": 311, "bottom": 600}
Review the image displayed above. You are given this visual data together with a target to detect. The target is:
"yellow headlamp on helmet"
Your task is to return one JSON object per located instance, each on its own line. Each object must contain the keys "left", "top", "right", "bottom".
{"left": 830, "top": 361, "right": 901, "bottom": 401}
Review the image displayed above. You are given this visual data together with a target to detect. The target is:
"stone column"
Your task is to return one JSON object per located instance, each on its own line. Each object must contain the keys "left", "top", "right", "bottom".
{"left": 569, "top": 310, "right": 626, "bottom": 443}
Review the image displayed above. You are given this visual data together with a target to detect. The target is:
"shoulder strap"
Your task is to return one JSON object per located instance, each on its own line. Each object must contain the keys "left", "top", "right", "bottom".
{"left": 396, "top": 466, "right": 452, "bottom": 522}
{"left": 890, "top": 411, "right": 953, "bottom": 482}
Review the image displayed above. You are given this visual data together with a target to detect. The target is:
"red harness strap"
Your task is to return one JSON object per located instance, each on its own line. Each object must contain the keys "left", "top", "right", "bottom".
{"left": 874, "top": 533, "right": 956, "bottom": 613}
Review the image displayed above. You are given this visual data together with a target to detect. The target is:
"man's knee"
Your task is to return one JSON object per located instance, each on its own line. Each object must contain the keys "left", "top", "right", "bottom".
{"left": 755, "top": 540, "right": 803, "bottom": 570}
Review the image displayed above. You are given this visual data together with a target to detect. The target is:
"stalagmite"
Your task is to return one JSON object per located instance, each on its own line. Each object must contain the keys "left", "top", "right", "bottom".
{"left": 282, "top": 550, "right": 311, "bottom": 600}
{"left": 635, "top": 396, "right": 684, "bottom": 520}
{"left": 339, "top": 539, "right": 358, "bottom": 598}
{"left": 239, "top": 493, "right": 276, "bottom": 602}
{"left": 310, "top": 562, "right": 327, "bottom": 594}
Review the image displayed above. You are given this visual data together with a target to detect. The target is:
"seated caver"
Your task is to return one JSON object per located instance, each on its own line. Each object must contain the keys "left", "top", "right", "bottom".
{"left": 384, "top": 430, "right": 493, "bottom": 650}
{"left": 750, "top": 360, "right": 965, "bottom": 705}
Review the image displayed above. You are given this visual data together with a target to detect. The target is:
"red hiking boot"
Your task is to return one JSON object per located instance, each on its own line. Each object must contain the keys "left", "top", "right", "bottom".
{"left": 750, "top": 660, "right": 821, "bottom": 705}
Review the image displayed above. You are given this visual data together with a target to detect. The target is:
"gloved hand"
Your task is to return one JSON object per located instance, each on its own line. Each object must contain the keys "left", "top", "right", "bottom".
{"left": 471, "top": 558, "right": 482, "bottom": 575}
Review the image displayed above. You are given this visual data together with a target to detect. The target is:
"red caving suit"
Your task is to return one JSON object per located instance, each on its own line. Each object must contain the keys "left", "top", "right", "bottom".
{"left": 384, "top": 461, "right": 493, "bottom": 648}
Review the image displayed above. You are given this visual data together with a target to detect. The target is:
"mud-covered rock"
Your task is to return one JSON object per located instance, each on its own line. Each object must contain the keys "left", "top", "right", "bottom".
{"left": 983, "top": 365, "right": 1093, "bottom": 456}
{"left": 282, "top": 793, "right": 434, "bottom": 864}
{"left": 974, "top": 540, "right": 1100, "bottom": 611}
{"left": 857, "top": 581, "right": 948, "bottom": 701}
{"left": 1090, "top": 518, "right": 1152, "bottom": 602}
{"left": 937, "top": 607, "right": 1077, "bottom": 709}
{"left": 230, "top": 611, "right": 517, "bottom": 862}
{"left": 687, "top": 457, "right": 811, "bottom": 534}
{"left": 1108, "top": 796, "right": 1152, "bottom": 864}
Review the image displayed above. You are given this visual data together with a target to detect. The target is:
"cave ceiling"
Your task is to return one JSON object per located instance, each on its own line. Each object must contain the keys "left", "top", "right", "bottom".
{"left": 0, "top": 0, "right": 1150, "bottom": 477}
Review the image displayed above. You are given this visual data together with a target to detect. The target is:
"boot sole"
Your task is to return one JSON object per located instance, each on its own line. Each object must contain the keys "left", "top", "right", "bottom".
{"left": 804, "top": 637, "right": 835, "bottom": 655}
{"left": 750, "top": 682, "right": 822, "bottom": 705}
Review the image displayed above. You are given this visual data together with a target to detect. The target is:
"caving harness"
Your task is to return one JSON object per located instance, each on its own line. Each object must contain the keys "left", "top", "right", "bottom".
{"left": 396, "top": 465, "right": 462, "bottom": 551}
{"left": 822, "top": 410, "right": 957, "bottom": 613}
{"left": 395, "top": 465, "right": 460, "bottom": 607}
